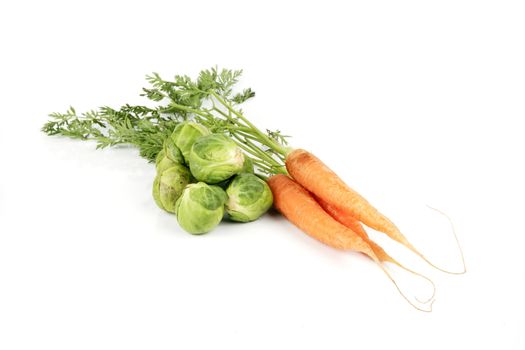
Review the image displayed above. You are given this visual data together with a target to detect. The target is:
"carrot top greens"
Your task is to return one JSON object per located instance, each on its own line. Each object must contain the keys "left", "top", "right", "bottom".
{"left": 42, "top": 68, "right": 290, "bottom": 175}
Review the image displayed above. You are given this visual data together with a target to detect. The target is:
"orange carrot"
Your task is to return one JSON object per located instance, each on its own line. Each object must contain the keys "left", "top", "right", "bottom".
{"left": 314, "top": 196, "right": 369, "bottom": 237}
{"left": 268, "top": 174, "right": 433, "bottom": 311}
{"left": 315, "top": 195, "right": 396, "bottom": 264}
{"left": 285, "top": 148, "right": 458, "bottom": 274}
{"left": 267, "top": 174, "right": 379, "bottom": 258}
{"left": 286, "top": 149, "right": 408, "bottom": 245}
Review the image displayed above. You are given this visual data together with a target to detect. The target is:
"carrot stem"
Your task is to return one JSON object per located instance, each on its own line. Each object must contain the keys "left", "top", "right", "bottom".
{"left": 210, "top": 91, "right": 292, "bottom": 157}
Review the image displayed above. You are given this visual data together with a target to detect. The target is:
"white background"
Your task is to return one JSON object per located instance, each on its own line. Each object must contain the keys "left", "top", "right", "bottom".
{"left": 1, "top": 1, "right": 524, "bottom": 349}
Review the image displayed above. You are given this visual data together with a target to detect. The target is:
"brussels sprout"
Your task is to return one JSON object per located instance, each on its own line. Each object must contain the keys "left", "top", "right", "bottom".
{"left": 241, "top": 156, "right": 254, "bottom": 174}
{"left": 170, "top": 122, "right": 210, "bottom": 163}
{"left": 155, "top": 139, "right": 184, "bottom": 173}
{"left": 163, "top": 138, "right": 184, "bottom": 164}
{"left": 225, "top": 174, "right": 273, "bottom": 222}
{"left": 189, "top": 134, "right": 245, "bottom": 184}
{"left": 152, "top": 164, "right": 191, "bottom": 213}
{"left": 175, "top": 182, "right": 227, "bottom": 234}
{"left": 156, "top": 150, "right": 176, "bottom": 173}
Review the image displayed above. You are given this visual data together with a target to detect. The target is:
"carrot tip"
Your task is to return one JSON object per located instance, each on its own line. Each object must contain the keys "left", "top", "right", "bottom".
{"left": 384, "top": 261, "right": 437, "bottom": 305}
{"left": 377, "top": 262, "right": 435, "bottom": 312}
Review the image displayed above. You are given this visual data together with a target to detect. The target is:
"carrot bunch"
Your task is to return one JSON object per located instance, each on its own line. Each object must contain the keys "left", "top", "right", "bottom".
{"left": 43, "top": 67, "right": 465, "bottom": 311}
{"left": 269, "top": 149, "right": 466, "bottom": 311}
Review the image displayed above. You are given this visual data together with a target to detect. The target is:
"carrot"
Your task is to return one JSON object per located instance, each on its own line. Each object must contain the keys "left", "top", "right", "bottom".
{"left": 286, "top": 149, "right": 464, "bottom": 274}
{"left": 267, "top": 174, "right": 378, "bottom": 256}
{"left": 268, "top": 174, "right": 433, "bottom": 311}
{"left": 315, "top": 195, "right": 395, "bottom": 264}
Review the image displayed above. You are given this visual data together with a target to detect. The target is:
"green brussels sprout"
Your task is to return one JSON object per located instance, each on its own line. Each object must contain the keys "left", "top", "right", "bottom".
{"left": 170, "top": 122, "right": 211, "bottom": 163}
{"left": 152, "top": 164, "right": 191, "bottom": 213}
{"left": 189, "top": 134, "right": 245, "bottom": 184}
{"left": 156, "top": 150, "right": 176, "bottom": 173}
{"left": 225, "top": 174, "right": 273, "bottom": 222}
{"left": 241, "top": 156, "right": 254, "bottom": 174}
{"left": 175, "top": 182, "right": 228, "bottom": 234}
{"left": 155, "top": 139, "right": 185, "bottom": 173}
{"left": 163, "top": 138, "right": 184, "bottom": 164}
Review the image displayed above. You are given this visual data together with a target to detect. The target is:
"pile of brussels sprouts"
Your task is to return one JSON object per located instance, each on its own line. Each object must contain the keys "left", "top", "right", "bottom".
{"left": 152, "top": 122, "right": 273, "bottom": 234}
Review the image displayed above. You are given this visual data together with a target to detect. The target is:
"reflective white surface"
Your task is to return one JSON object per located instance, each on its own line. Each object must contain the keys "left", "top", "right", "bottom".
{"left": 1, "top": 1, "right": 524, "bottom": 349}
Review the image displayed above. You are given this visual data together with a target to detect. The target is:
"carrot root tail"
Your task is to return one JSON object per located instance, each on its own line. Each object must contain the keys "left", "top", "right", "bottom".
{"left": 423, "top": 205, "right": 467, "bottom": 274}
{"left": 400, "top": 205, "right": 467, "bottom": 275}
{"left": 376, "top": 262, "right": 434, "bottom": 313}
{"left": 383, "top": 261, "right": 437, "bottom": 305}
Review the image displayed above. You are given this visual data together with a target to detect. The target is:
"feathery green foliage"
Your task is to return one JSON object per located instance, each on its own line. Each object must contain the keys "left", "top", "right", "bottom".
{"left": 43, "top": 67, "right": 290, "bottom": 174}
